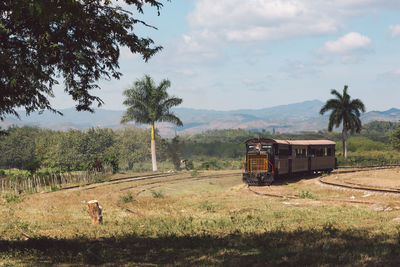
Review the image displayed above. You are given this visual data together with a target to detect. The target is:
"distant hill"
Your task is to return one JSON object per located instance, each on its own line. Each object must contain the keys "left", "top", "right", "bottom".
{"left": 2, "top": 100, "right": 400, "bottom": 137}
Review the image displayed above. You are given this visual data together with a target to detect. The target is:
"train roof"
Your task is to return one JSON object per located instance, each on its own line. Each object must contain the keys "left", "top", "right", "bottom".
{"left": 245, "top": 138, "right": 336, "bottom": 146}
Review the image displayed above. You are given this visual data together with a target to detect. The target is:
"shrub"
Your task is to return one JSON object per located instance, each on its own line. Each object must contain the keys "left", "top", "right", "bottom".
{"left": 185, "top": 160, "right": 194, "bottom": 170}
{"left": 299, "top": 191, "right": 316, "bottom": 199}
{"left": 199, "top": 200, "right": 216, "bottom": 212}
{"left": 103, "top": 154, "right": 119, "bottom": 174}
{"left": 151, "top": 190, "right": 164, "bottom": 198}
{"left": 4, "top": 194, "right": 22, "bottom": 203}
{"left": 50, "top": 185, "right": 59, "bottom": 191}
{"left": 120, "top": 192, "right": 134, "bottom": 203}
{"left": 190, "top": 170, "right": 200, "bottom": 177}
{"left": 200, "top": 159, "right": 220, "bottom": 170}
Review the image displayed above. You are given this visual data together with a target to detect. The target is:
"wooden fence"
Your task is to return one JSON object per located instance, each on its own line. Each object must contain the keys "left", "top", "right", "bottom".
{"left": 1, "top": 170, "right": 109, "bottom": 195}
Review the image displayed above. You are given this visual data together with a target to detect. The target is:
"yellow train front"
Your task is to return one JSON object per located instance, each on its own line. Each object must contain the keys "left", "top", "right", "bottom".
{"left": 242, "top": 138, "right": 336, "bottom": 186}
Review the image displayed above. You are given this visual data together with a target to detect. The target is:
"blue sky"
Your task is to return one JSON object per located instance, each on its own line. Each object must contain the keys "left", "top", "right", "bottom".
{"left": 52, "top": 0, "right": 400, "bottom": 112}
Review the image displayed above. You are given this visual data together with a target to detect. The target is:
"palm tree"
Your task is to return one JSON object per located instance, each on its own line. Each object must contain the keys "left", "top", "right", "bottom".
{"left": 320, "top": 85, "right": 365, "bottom": 159}
{"left": 121, "top": 75, "right": 183, "bottom": 171}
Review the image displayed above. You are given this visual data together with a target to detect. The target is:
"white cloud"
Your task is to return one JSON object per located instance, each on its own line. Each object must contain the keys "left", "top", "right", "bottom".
{"left": 186, "top": 0, "right": 400, "bottom": 44}
{"left": 188, "top": 0, "right": 340, "bottom": 43}
{"left": 317, "top": 32, "right": 372, "bottom": 63}
{"left": 388, "top": 24, "right": 400, "bottom": 38}
{"left": 320, "top": 32, "right": 372, "bottom": 54}
{"left": 166, "top": 0, "right": 399, "bottom": 67}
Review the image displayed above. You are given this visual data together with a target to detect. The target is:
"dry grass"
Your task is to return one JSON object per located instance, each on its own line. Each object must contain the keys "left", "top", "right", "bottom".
{"left": 330, "top": 167, "right": 400, "bottom": 188}
{"left": 1, "top": 169, "right": 400, "bottom": 265}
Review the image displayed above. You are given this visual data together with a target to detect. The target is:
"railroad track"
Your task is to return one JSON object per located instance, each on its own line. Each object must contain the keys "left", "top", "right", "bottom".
{"left": 119, "top": 172, "right": 241, "bottom": 195}
{"left": 44, "top": 172, "right": 176, "bottom": 193}
{"left": 318, "top": 178, "right": 400, "bottom": 195}
{"left": 47, "top": 164, "right": 400, "bottom": 196}
{"left": 46, "top": 170, "right": 241, "bottom": 194}
{"left": 331, "top": 164, "right": 400, "bottom": 174}
{"left": 246, "top": 186, "right": 376, "bottom": 204}
{"left": 319, "top": 165, "right": 400, "bottom": 195}
{"left": 247, "top": 165, "right": 400, "bottom": 203}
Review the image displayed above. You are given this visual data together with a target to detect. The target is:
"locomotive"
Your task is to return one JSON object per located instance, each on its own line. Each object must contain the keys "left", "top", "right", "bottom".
{"left": 242, "top": 138, "right": 336, "bottom": 186}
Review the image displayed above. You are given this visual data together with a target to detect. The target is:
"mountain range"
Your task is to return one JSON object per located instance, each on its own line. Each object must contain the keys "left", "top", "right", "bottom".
{"left": 2, "top": 100, "right": 400, "bottom": 137}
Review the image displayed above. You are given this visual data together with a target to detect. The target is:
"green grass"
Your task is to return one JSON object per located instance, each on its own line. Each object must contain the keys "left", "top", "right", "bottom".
{"left": 1, "top": 170, "right": 400, "bottom": 266}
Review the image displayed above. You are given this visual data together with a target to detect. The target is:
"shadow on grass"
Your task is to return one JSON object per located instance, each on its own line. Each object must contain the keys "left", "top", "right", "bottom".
{"left": 273, "top": 172, "right": 321, "bottom": 186}
{"left": 1, "top": 227, "right": 400, "bottom": 266}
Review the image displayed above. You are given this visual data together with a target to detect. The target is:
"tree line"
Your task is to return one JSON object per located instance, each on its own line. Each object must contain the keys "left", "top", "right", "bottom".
{"left": 1, "top": 120, "right": 400, "bottom": 173}
{"left": 0, "top": 126, "right": 160, "bottom": 172}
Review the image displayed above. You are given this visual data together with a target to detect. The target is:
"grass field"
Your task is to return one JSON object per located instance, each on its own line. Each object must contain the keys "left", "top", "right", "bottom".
{"left": 1, "top": 169, "right": 400, "bottom": 266}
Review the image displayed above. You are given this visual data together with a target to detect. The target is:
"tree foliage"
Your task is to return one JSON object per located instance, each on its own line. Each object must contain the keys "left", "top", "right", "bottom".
{"left": 0, "top": 126, "right": 155, "bottom": 171}
{"left": 0, "top": 0, "right": 164, "bottom": 120}
{"left": 0, "top": 126, "right": 41, "bottom": 169}
{"left": 390, "top": 127, "right": 400, "bottom": 151}
{"left": 121, "top": 75, "right": 183, "bottom": 171}
{"left": 361, "top": 121, "right": 399, "bottom": 143}
{"left": 121, "top": 75, "right": 183, "bottom": 126}
{"left": 1, "top": 124, "right": 400, "bottom": 172}
{"left": 320, "top": 85, "right": 366, "bottom": 158}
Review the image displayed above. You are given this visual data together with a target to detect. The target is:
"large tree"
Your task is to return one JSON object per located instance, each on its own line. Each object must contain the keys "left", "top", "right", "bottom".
{"left": 121, "top": 75, "right": 183, "bottom": 171}
{"left": 0, "top": 0, "right": 164, "bottom": 120}
{"left": 320, "top": 85, "right": 365, "bottom": 159}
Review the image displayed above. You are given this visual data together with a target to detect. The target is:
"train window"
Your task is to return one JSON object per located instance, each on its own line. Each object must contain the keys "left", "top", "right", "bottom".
{"left": 327, "top": 148, "right": 332, "bottom": 156}
{"left": 262, "top": 145, "right": 272, "bottom": 153}
{"left": 295, "top": 148, "right": 307, "bottom": 158}
{"left": 315, "top": 148, "right": 324, "bottom": 157}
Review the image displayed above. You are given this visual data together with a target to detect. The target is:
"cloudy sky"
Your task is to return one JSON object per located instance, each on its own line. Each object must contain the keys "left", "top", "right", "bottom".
{"left": 53, "top": 0, "right": 400, "bottom": 111}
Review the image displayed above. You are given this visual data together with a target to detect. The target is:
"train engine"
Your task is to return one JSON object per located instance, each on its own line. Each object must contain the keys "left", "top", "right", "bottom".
{"left": 242, "top": 139, "right": 274, "bottom": 186}
{"left": 243, "top": 138, "right": 336, "bottom": 186}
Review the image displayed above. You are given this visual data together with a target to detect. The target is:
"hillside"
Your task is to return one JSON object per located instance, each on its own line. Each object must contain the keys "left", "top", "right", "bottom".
{"left": 2, "top": 100, "right": 400, "bottom": 137}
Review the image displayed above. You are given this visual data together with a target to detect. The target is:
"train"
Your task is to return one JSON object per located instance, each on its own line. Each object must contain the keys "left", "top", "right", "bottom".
{"left": 242, "top": 138, "right": 337, "bottom": 186}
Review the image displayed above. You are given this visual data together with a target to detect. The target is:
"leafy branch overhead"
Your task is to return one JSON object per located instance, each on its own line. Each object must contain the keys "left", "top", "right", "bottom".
{"left": 0, "top": 0, "right": 165, "bottom": 120}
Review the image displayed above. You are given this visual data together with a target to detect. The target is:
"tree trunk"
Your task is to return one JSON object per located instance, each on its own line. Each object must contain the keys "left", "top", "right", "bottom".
{"left": 151, "top": 123, "right": 158, "bottom": 171}
{"left": 342, "top": 127, "right": 348, "bottom": 159}
{"left": 87, "top": 200, "right": 103, "bottom": 224}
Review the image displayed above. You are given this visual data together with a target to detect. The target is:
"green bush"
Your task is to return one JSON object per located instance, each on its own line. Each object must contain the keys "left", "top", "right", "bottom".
{"left": 200, "top": 159, "right": 220, "bottom": 170}
{"left": 120, "top": 192, "right": 134, "bottom": 203}
{"left": 4, "top": 194, "right": 22, "bottom": 203}
{"left": 185, "top": 160, "right": 194, "bottom": 170}
{"left": 190, "top": 170, "right": 200, "bottom": 177}
{"left": 337, "top": 150, "right": 400, "bottom": 166}
{"left": 299, "top": 191, "right": 316, "bottom": 199}
{"left": 151, "top": 190, "right": 164, "bottom": 198}
{"left": 50, "top": 185, "right": 59, "bottom": 191}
